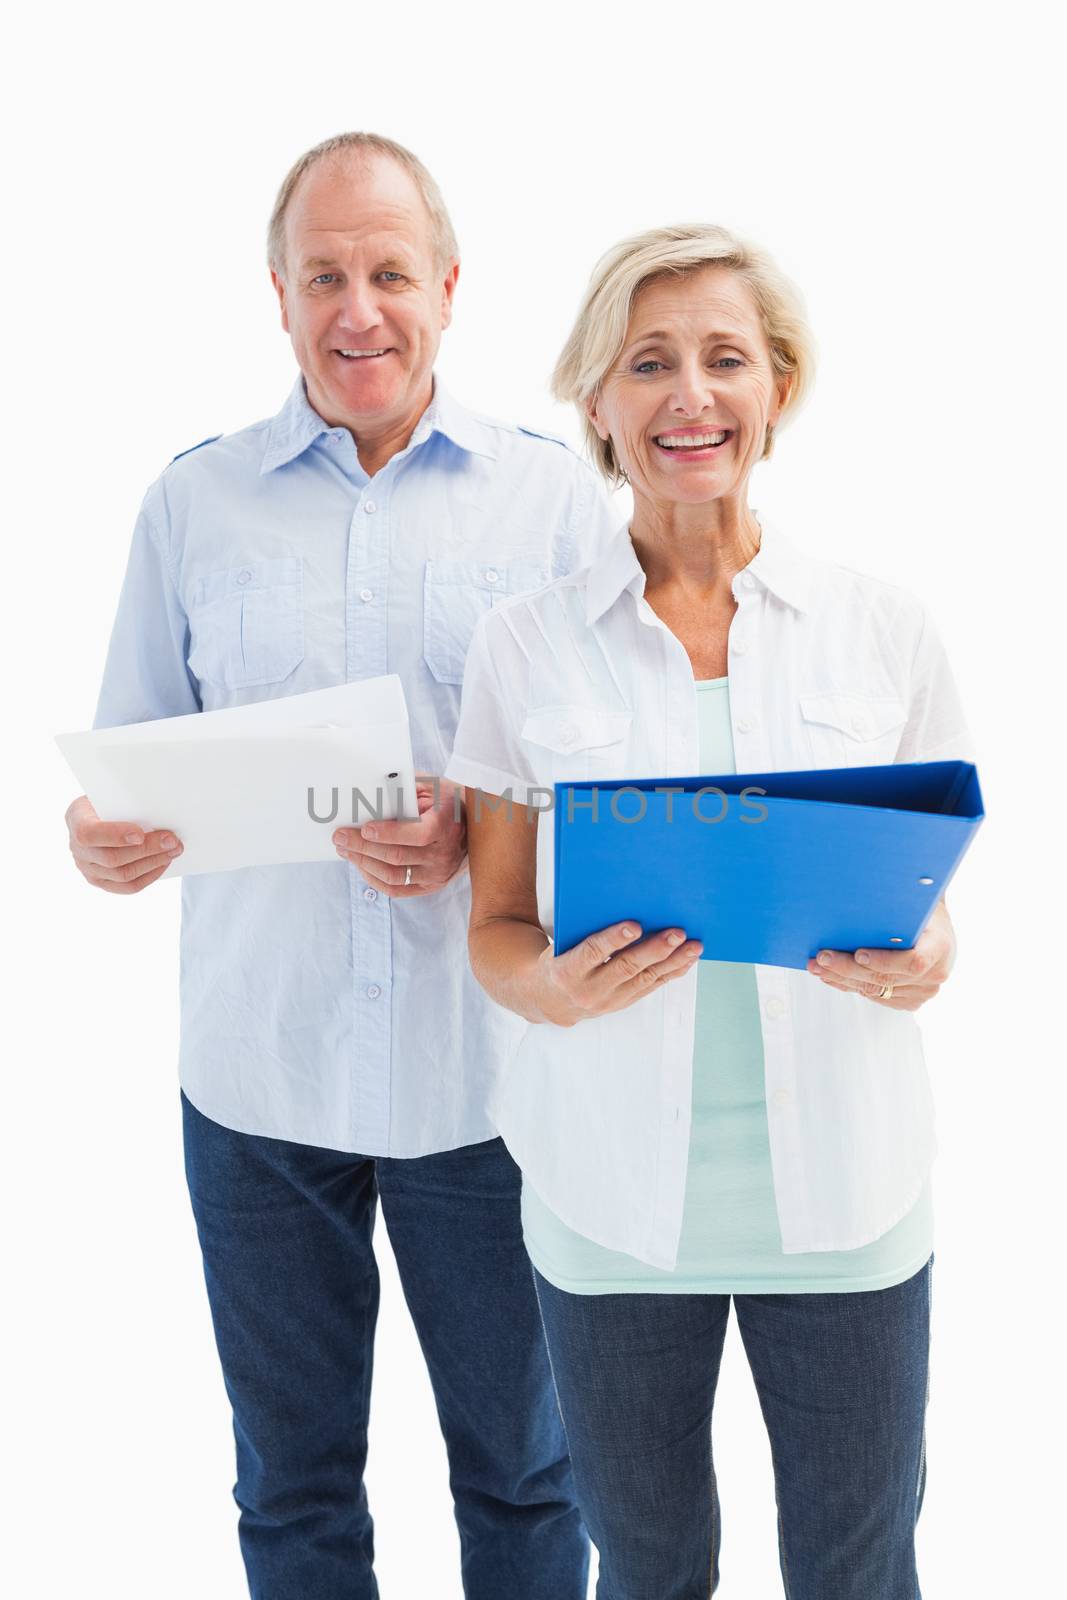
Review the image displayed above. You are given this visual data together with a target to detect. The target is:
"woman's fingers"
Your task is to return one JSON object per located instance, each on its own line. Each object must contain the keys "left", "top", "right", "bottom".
{"left": 606, "top": 936, "right": 703, "bottom": 1005}
{"left": 573, "top": 921, "right": 646, "bottom": 972}
{"left": 593, "top": 927, "right": 695, "bottom": 986}
{"left": 577, "top": 924, "right": 702, "bottom": 994}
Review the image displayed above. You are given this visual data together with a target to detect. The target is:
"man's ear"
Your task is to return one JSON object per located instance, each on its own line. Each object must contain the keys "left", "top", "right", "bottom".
{"left": 270, "top": 268, "right": 290, "bottom": 335}
{"left": 439, "top": 259, "right": 460, "bottom": 332}
{"left": 585, "top": 388, "right": 610, "bottom": 443}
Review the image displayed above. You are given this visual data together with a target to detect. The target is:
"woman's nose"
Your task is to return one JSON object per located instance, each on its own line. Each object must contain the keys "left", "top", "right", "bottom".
{"left": 669, "top": 364, "right": 719, "bottom": 417}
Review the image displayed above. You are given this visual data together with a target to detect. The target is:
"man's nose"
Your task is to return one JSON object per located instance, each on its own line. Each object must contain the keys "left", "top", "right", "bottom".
{"left": 336, "top": 281, "right": 382, "bottom": 332}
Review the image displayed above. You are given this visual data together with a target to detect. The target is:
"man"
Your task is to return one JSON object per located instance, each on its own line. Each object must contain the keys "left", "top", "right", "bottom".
{"left": 66, "top": 132, "right": 619, "bottom": 1599}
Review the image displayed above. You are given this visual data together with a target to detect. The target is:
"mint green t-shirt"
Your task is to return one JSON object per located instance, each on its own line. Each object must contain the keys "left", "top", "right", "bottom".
{"left": 522, "top": 676, "right": 934, "bottom": 1294}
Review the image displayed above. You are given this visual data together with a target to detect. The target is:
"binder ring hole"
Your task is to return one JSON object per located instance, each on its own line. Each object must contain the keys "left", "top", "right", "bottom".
{"left": 918, "top": 876, "right": 934, "bottom": 885}
{"left": 890, "top": 936, "right": 904, "bottom": 943}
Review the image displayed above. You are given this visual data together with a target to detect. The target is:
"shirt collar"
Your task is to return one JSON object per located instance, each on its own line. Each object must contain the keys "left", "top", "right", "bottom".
{"left": 584, "top": 512, "right": 812, "bottom": 625}
{"left": 259, "top": 374, "right": 498, "bottom": 475}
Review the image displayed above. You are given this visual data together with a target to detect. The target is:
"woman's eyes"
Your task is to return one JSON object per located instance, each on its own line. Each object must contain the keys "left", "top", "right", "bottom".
{"left": 632, "top": 357, "right": 743, "bottom": 373}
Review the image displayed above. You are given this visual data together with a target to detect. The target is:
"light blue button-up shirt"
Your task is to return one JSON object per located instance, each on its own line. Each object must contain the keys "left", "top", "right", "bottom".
{"left": 94, "top": 376, "right": 620, "bottom": 1155}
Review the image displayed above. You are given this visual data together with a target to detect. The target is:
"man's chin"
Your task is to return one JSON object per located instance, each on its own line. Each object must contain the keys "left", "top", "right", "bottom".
{"left": 317, "top": 369, "right": 406, "bottom": 425}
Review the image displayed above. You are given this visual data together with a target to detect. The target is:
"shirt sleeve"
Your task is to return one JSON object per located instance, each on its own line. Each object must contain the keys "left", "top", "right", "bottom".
{"left": 554, "top": 457, "right": 626, "bottom": 577}
{"left": 895, "top": 602, "right": 976, "bottom": 765}
{"left": 444, "top": 607, "right": 543, "bottom": 803}
{"left": 93, "top": 489, "right": 202, "bottom": 729}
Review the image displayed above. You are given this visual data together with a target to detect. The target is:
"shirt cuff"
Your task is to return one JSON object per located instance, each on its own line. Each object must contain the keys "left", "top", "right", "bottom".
{"left": 445, "top": 754, "right": 546, "bottom": 807}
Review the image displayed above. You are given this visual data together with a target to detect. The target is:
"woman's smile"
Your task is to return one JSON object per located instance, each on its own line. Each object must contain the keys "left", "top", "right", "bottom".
{"left": 651, "top": 426, "right": 733, "bottom": 459}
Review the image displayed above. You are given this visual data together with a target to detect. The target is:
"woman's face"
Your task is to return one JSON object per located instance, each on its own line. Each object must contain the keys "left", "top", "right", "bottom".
{"left": 589, "top": 266, "right": 790, "bottom": 509}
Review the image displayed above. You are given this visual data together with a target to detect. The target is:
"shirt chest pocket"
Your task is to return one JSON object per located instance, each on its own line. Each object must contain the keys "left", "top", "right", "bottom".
{"left": 798, "top": 691, "right": 908, "bottom": 768}
{"left": 520, "top": 705, "right": 633, "bottom": 785}
{"left": 187, "top": 558, "right": 305, "bottom": 691}
{"left": 423, "top": 559, "right": 551, "bottom": 685}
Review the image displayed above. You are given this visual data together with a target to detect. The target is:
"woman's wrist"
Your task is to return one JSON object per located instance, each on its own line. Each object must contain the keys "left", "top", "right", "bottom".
{"left": 470, "top": 917, "right": 561, "bottom": 1025}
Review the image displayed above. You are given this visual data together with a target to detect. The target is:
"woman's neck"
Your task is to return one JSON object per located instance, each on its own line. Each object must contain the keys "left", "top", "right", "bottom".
{"left": 630, "top": 493, "right": 761, "bottom": 598}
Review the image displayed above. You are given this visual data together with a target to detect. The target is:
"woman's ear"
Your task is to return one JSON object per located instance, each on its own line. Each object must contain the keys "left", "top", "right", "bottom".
{"left": 770, "top": 372, "right": 794, "bottom": 428}
{"left": 585, "top": 389, "right": 611, "bottom": 443}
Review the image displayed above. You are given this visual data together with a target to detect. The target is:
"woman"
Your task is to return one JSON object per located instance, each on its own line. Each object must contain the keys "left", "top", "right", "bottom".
{"left": 445, "top": 225, "right": 972, "bottom": 1599}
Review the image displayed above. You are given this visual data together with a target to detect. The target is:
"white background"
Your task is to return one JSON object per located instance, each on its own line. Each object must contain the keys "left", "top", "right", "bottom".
{"left": 8, "top": 1, "right": 1063, "bottom": 1594}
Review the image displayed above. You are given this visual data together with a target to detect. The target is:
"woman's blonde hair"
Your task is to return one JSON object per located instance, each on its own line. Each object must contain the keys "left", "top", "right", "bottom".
{"left": 551, "top": 224, "right": 816, "bottom": 485}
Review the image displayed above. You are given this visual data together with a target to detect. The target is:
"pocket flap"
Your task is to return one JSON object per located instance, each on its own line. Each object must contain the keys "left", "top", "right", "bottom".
{"left": 799, "top": 692, "right": 908, "bottom": 741}
{"left": 195, "top": 556, "right": 303, "bottom": 608}
{"left": 520, "top": 705, "right": 632, "bottom": 755}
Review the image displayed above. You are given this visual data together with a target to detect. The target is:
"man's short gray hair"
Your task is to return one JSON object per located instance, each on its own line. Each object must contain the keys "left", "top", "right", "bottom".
{"left": 267, "top": 132, "right": 458, "bottom": 277}
{"left": 552, "top": 224, "right": 816, "bottom": 485}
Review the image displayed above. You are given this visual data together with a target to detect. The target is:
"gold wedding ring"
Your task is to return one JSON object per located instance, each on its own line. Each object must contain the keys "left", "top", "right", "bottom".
{"left": 878, "top": 982, "right": 894, "bottom": 1000}
{"left": 404, "top": 866, "right": 413, "bottom": 887}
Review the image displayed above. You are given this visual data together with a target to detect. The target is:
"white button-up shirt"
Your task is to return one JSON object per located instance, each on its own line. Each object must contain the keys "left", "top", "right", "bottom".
{"left": 446, "top": 517, "right": 975, "bottom": 1265}
{"left": 94, "top": 376, "right": 619, "bottom": 1156}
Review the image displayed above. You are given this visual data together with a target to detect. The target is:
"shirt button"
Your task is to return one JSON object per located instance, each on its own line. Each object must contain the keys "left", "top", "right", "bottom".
{"left": 731, "top": 639, "right": 748, "bottom": 656}
{"left": 363, "top": 888, "right": 378, "bottom": 902}
{"left": 366, "top": 984, "right": 382, "bottom": 1000}
{"left": 770, "top": 1087, "right": 791, "bottom": 1108}
{"left": 236, "top": 569, "right": 252, "bottom": 585}
{"left": 741, "top": 573, "right": 756, "bottom": 590}
{"left": 851, "top": 715, "right": 867, "bottom": 735}
{"left": 736, "top": 717, "right": 754, "bottom": 734}
{"left": 558, "top": 724, "right": 578, "bottom": 747}
{"left": 360, "top": 588, "right": 374, "bottom": 603}
{"left": 764, "top": 996, "right": 786, "bottom": 1020}
{"left": 363, "top": 500, "right": 377, "bottom": 514}
{"left": 484, "top": 568, "right": 500, "bottom": 584}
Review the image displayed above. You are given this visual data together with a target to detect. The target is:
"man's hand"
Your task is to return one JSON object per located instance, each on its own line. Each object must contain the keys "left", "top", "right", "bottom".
{"left": 806, "top": 899, "right": 957, "bottom": 1012}
{"left": 66, "top": 795, "right": 184, "bottom": 894}
{"left": 333, "top": 779, "right": 467, "bottom": 898}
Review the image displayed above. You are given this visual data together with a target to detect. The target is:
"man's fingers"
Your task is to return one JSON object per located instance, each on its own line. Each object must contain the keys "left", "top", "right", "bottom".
{"left": 91, "top": 861, "right": 174, "bottom": 896}
{"left": 86, "top": 848, "right": 182, "bottom": 886}
{"left": 73, "top": 815, "right": 159, "bottom": 850}
{"left": 350, "top": 816, "right": 443, "bottom": 847}
{"left": 334, "top": 834, "right": 430, "bottom": 868}
{"left": 350, "top": 861, "right": 426, "bottom": 898}
{"left": 77, "top": 831, "right": 182, "bottom": 869}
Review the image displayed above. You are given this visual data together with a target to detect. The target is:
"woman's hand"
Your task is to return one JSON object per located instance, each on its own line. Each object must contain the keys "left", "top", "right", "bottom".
{"left": 806, "top": 899, "right": 956, "bottom": 1012}
{"left": 534, "top": 921, "right": 703, "bottom": 1027}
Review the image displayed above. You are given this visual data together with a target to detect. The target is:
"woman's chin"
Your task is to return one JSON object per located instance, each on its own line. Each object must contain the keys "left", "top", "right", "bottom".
{"left": 648, "top": 468, "right": 740, "bottom": 507}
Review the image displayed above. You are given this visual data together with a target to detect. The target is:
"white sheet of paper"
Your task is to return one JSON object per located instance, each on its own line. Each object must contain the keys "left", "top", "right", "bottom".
{"left": 56, "top": 677, "right": 419, "bottom": 876}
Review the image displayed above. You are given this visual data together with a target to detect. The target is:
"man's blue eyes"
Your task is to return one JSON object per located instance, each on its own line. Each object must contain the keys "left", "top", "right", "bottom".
{"left": 633, "top": 357, "right": 743, "bottom": 373}
{"left": 311, "top": 272, "right": 405, "bottom": 286}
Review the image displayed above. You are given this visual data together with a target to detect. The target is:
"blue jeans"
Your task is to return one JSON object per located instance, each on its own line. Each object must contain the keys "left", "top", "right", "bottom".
{"left": 534, "top": 1257, "right": 933, "bottom": 1600}
{"left": 181, "top": 1091, "right": 587, "bottom": 1599}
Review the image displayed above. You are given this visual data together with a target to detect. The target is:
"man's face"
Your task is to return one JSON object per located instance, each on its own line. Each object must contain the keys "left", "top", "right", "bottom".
{"left": 272, "top": 154, "right": 458, "bottom": 436}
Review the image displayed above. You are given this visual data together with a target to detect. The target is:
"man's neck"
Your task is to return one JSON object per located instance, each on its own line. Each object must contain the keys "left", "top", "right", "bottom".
{"left": 305, "top": 376, "right": 434, "bottom": 477}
